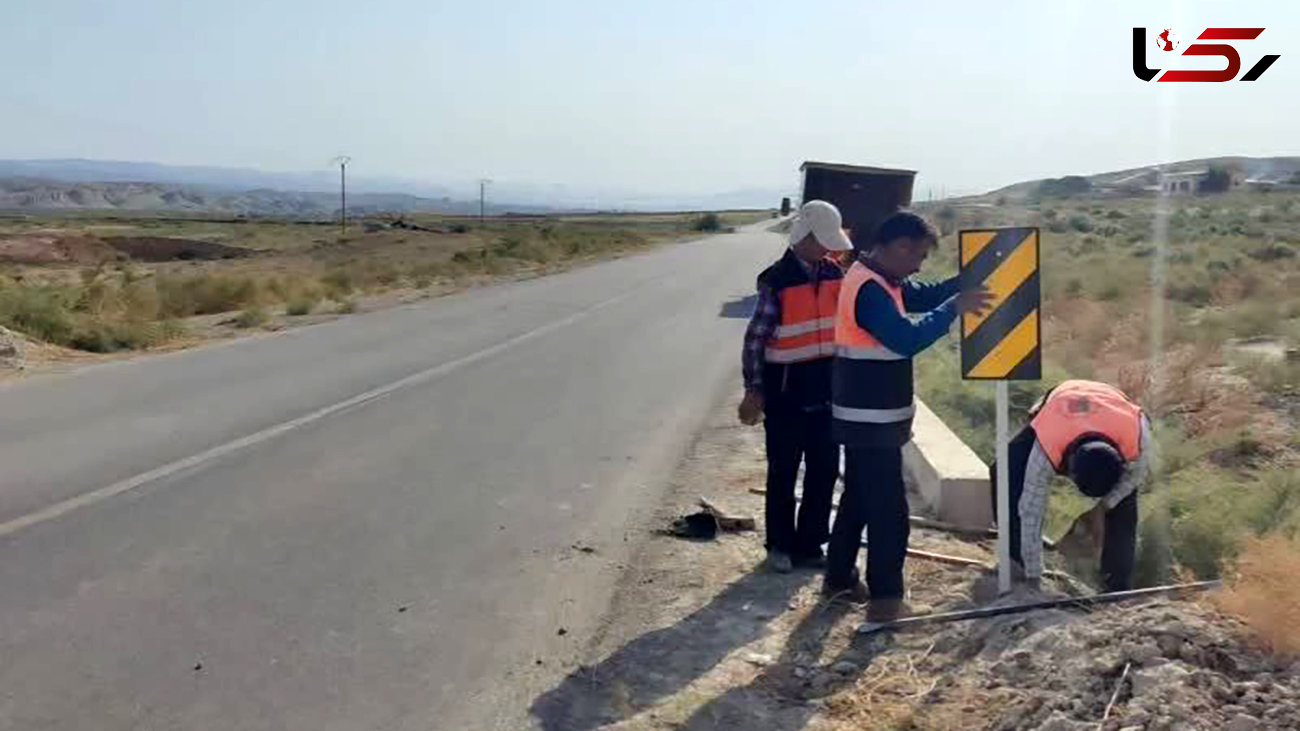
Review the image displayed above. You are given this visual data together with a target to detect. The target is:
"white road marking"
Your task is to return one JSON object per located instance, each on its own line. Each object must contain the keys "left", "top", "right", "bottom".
{"left": 0, "top": 287, "right": 641, "bottom": 539}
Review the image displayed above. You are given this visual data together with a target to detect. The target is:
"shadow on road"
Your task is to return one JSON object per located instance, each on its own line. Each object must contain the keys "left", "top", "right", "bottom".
{"left": 717, "top": 295, "right": 758, "bottom": 319}
{"left": 529, "top": 569, "right": 809, "bottom": 731}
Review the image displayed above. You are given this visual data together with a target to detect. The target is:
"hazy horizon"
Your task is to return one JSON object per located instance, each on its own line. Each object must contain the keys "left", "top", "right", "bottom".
{"left": 4, "top": 0, "right": 1297, "bottom": 199}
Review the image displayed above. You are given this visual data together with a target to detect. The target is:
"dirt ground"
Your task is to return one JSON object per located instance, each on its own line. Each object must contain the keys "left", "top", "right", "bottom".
{"left": 528, "top": 389, "right": 1300, "bottom": 731}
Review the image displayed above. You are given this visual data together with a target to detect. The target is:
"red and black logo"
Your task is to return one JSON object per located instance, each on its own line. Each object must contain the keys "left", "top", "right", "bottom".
{"left": 1133, "top": 27, "right": 1280, "bottom": 82}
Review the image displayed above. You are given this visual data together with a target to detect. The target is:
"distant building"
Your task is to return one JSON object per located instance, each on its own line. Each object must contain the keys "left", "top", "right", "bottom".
{"left": 1243, "top": 178, "right": 1279, "bottom": 192}
{"left": 1094, "top": 168, "right": 1158, "bottom": 197}
{"left": 1159, "top": 170, "right": 1209, "bottom": 194}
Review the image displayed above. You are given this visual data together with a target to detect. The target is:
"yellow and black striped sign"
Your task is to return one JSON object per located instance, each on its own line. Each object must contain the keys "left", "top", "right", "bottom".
{"left": 960, "top": 227, "right": 1041, "bottom": 380}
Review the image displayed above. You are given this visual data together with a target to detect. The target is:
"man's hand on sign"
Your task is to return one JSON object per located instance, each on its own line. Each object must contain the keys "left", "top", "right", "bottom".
{"left": 954, "top": 286, "right": 996, "bottom": 315}
{"left": 738, "top": 390, "right": 764, "bottom": 425}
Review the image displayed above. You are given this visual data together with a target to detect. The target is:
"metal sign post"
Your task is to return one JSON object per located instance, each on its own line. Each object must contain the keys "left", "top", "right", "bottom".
{"left": 996, "top": 381, "right": 1011, "bottom": 593}
{"left": 959, "top": 227, "right": 1042, "bottom": 596}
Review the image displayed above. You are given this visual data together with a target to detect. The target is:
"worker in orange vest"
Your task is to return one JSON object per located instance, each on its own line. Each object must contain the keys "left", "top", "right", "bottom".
{"left": 992, "top": 380, "right": 1153, "bottom": 592}
{"left": 827, "top": 211, "right": 993, "bottom": 620}
{"left": 739, "top": 200, "right": 851, "bottom": 573}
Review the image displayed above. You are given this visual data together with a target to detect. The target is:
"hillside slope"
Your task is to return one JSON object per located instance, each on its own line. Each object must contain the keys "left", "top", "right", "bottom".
{"left": 982, "top": 156, "right": 1300, "bottom": 200}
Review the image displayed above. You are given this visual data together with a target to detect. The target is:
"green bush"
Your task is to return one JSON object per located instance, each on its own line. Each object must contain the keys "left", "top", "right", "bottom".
{"left": 1068, "top": 214, "right": 1094, "bottom": 233}
{"left": 691, "top": 212, "right": 723, "bottom": 232}
{"left": 285, "top": 298, "right": 316, "bottom": 316}
{"left": 156, "top": 274, "right": 260, "bottom": 317}
{"left": 67, "top": 318, "right": 182, "bottom": 353}
{"left": 1248, "top": 243, "right": 1295, "bottom": 262}
{"left": 0, "top": 285, "right": 76, "bottom": 344}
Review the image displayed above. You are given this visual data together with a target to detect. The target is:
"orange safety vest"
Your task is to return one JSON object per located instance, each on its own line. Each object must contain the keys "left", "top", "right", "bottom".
{"left": 764, "top": 276, "right": 840, "bottom": 364}
{"left": 831, "top": 261, "right": 915, "bottom": 438}
{"left": 1030, "top": 380, "right": 1143, "bottom": 470}
{"left": 834, "top": 262, "right": 905, "bottom": 356}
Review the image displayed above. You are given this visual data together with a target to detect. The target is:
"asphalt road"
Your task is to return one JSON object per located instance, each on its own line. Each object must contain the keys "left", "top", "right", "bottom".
{"left": 0, "top": 222, "right": 782, "bottom": 730}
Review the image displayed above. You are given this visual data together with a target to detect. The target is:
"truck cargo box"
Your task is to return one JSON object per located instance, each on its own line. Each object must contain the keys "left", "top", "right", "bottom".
{"left": 800, "top": 161, "right": 916, "bottom": 245}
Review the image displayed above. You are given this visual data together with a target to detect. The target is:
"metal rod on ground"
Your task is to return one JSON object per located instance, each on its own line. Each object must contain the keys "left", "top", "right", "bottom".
{"left": 857, "top": 580, "right": 1221, "bottom": 635}
{"left": 1101, "top": 662, "right": 1132, "bottom": 726}
{"left": 758, "top": 495, "right": 1056, "bottom": 550}
{"left": 996, "top": 381, "right": 1011, "bottom": 595}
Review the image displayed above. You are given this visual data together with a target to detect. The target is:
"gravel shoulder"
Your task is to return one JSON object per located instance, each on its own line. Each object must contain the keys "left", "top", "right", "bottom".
{"left": 528, "top": 387, "right": 1300, "bottom": 731}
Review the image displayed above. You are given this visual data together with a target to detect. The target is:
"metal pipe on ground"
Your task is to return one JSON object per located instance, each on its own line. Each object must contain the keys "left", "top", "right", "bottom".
{"left": 749, "top": 489, "right": 1057, "bottom": 550}
{"left": 857, "top": 580, "right": 1222, "bottom": 635}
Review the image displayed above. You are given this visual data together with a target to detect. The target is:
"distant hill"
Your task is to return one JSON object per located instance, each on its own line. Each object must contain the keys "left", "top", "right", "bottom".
{"left": 979, "top": 156, "right": 1300, "bottom": 200}
{"left": 0, "top": 179, "right": 499, "bottom": 218}
{"left": 0, "top": 159, "right": 457, "bottom": 198}
{"left": 0, "top": 159, "right": 788, "bottom": 215}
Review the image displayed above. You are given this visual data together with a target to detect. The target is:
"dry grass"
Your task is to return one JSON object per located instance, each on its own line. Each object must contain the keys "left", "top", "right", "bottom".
{"left": 1216, "top": 535, "right": 1300, "bottom": 655}
{"left": 2, "top": 211, "right": 761, "bottom": 353}
{"left": 915, "top": 190, "right": 1300, "bottom": 584}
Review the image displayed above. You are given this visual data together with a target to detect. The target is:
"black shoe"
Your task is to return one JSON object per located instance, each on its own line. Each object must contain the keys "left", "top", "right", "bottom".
{"left": 821, "top": 575, "right": 869, "bottom": 604}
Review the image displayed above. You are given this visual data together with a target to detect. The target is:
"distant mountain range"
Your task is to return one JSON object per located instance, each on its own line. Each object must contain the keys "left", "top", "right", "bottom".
{"left": 0, "top": 159, "right": 790, "bottom": 216}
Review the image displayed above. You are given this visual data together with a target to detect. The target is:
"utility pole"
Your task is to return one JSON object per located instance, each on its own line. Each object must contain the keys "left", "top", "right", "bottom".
{"left": 479, "top": 178, "right": 492, "bottom": 225}
{"left": 331, "top": 156, "right": 351, "bottom": 236}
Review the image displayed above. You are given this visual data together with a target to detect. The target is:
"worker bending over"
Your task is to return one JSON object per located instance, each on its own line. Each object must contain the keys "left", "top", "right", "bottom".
{"left": 995, "top": 379, "right": 1152, "bottom": 592}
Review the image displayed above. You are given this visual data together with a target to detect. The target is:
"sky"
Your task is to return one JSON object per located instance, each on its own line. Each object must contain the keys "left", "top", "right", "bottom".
{"left": 3, "top": 0, "right": 1298, "bottom": 198}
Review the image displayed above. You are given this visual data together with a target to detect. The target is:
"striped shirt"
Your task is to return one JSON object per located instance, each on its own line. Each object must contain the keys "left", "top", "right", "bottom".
{"left": 1019, "top": 414, "right": 1153, "bottom": 579}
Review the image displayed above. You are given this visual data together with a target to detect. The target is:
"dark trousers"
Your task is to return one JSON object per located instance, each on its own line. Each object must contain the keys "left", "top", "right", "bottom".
{"left": 993, "top": 426, "right": 1139, "bottom": 592}
{"left": 764, "top": 407, "right": 839, "bottom": 559}
{"left": 827, "top": 446, "right": 909, "bottom": 598}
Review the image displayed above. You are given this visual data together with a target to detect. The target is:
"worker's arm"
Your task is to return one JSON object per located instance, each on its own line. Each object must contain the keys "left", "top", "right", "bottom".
{"left": 855, "top": 282, "right": 957, "bottom": 358}
{"left": 1017, "top": 440, "right": 1056, "bottom": 581}
{"left": 1101, "top": 415, "right": 1153, "bottom": 510}
{"left": 741, "top": 282, "right": 779, "bottom": 393}
{"left": 901, "top": 275, "right": 961, "bottom": 313}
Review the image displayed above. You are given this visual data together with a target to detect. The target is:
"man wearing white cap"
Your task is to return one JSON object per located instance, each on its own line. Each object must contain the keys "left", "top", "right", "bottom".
{"left": 739, "top": 200, "right": 853, "bottom": 572}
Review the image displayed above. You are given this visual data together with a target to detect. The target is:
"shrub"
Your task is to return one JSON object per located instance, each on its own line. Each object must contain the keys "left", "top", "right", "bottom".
{"left": 1248, "top": 243, "right": 1295, "bottom": 262}
{"left": 1200, "top": 166, "right": 1232, "bottom": 194}
{"left": 1106, "top": 209, "right": 1126, "bottom": 220}
{"left": 1216, "top": 535, "right": 1300, "bottom": 655}
{"left": 321, "top": 269, "right": 356, "bottom": 297}
{"left": 157, "top": 274, "right": 260, "bottom": 317}
{"left": 691, "top": 212, "right": 723, "bottom": 232}
{"left": 0, "top": 285, "right": 76, "bottom": 344}
{"left": 68, "top": 318, "right": 174, "bottom": 353}
{"left": 285, "top": 298, "right": 316, "bottom": 316}
{"left": 337, "top": 299, "right": 358, "bottom": 314}
{"left": 235, "top": 307, "right": 270, "bottom": 329}
{"left": 1068, "top": 214, "right": 1094, "bottom": 233}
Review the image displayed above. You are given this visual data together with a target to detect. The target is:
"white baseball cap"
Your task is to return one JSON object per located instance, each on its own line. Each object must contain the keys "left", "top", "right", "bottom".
{"left": 788, "top": 200, "right": 853, "bottom": 251}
